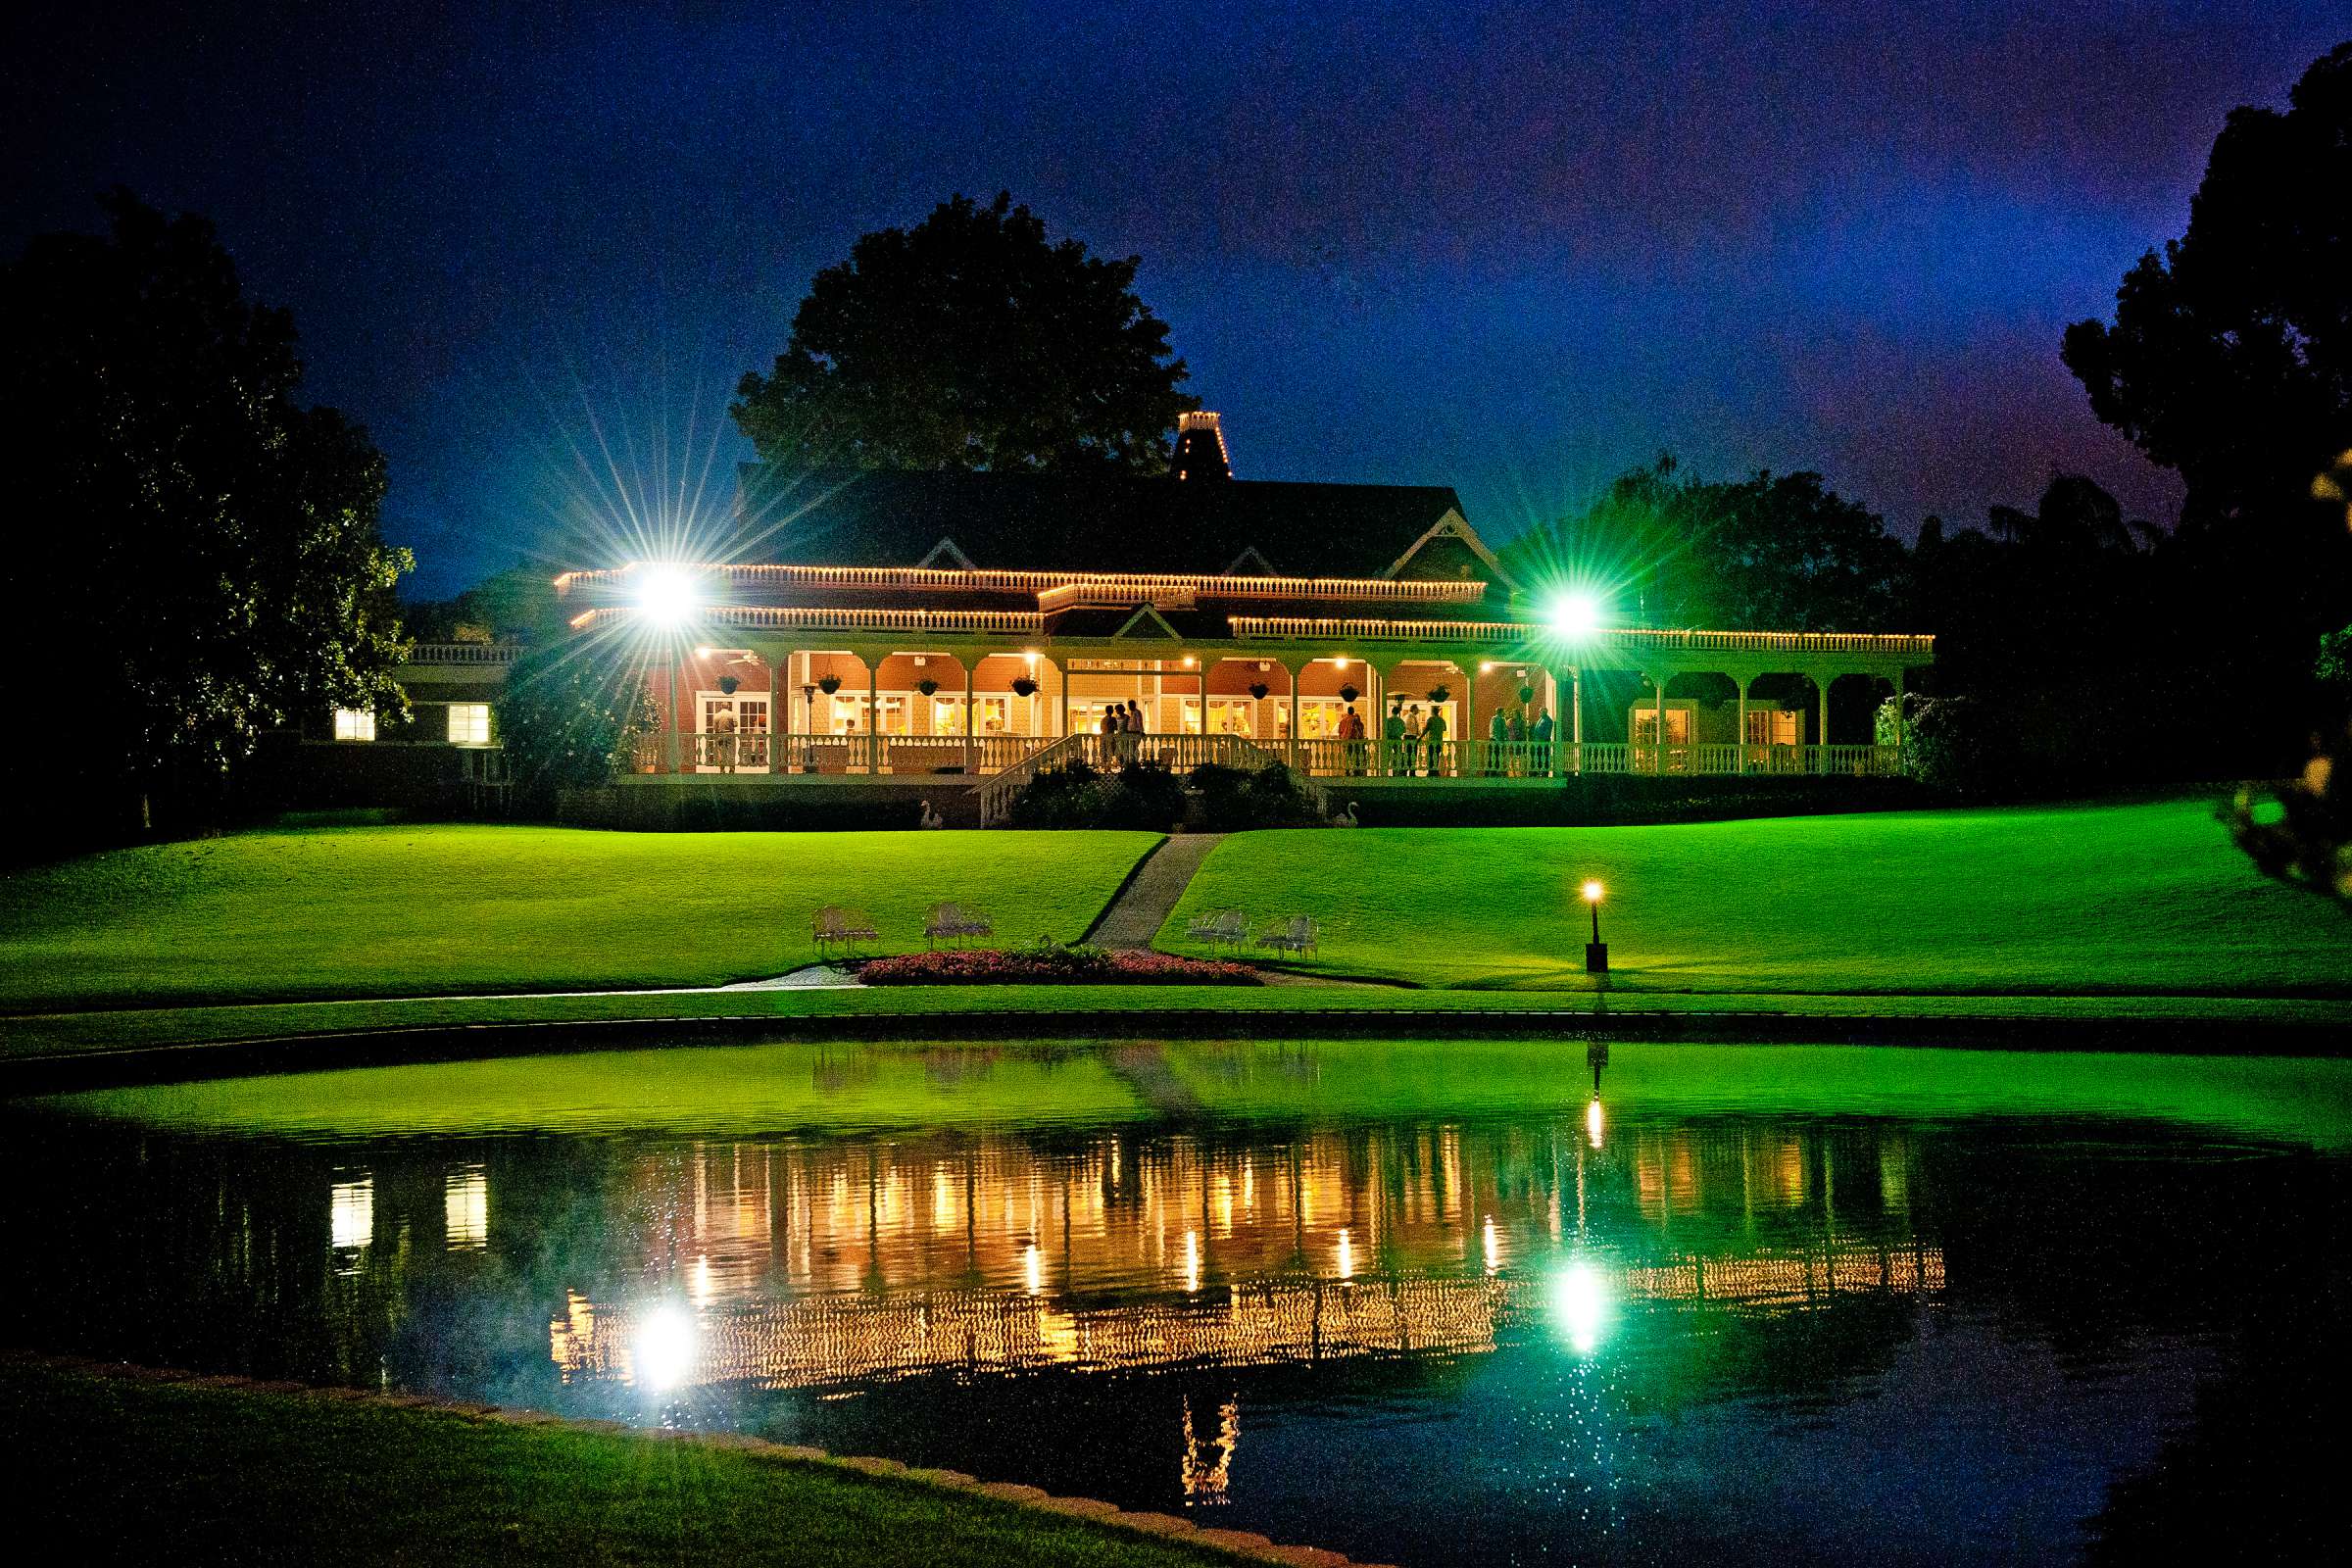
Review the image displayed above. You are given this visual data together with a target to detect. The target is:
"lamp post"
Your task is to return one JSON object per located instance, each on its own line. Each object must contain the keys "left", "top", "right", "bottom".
{"left": 1581, "top": 879, "right": 1607, "bottom": 974}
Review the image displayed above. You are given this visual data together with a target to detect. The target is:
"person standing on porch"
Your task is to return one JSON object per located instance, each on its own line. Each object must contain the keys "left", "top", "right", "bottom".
{"left": 1338, "top": 703, "right": 1366, "bottom": 775}
{"left": 712, "top": 706, "right": 738, "bottom": 773}
{"left": 1384, "top": 703, "right": 1406, "bottom": 776}
{"left": 1488, "top": 706, "right": 1508, "bottom": 776}
{"left": 1507, "top": 706, "right": 1528, "bottom": 776}
{"left": 1121, "top": 701, "right": 1144, "bottom": 767}
{"left": 1422, "top": 705, "right": 1447, "bottom": 776}
{"left": 1099, "top": 706, "right": 1119, "bottom": 766}
{"left": 1531, "top": 705, "right": 1555, "bottom": 770}
{"left": 1403, "top": 704, "right": 1425, "bottom": 777}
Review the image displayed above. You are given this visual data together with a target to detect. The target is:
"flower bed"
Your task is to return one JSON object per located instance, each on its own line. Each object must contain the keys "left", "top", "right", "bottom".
{"left": 859, "top": 944, "right": 1262, "bottom": 986}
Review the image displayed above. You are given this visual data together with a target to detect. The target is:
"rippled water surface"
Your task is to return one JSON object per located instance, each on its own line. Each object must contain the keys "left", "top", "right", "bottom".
{"left": 5, "top": 1039, "right": 2347, "bottom": 1566}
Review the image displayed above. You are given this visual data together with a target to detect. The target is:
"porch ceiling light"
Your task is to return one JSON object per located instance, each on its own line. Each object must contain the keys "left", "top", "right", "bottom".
{"left": 1547, "top": 591, "right": 1603, "bottom": 640}
{"left": 635, "top": 565, "right": 698, "bottom": 627}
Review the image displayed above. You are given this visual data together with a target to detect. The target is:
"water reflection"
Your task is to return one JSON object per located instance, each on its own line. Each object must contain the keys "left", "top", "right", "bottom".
{"left": 2, "top": 1040, "right": 2346, "bottom": 1567}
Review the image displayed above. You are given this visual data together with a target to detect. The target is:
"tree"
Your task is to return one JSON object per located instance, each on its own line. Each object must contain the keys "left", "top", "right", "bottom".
{"left": 495, "top": 644, "right": 656, "bottom": 810}
{"left": 2059, "top": 42, "right": 2352, "bottom": 774}
{"left": 733, "top": 192, "right": 1194, "bottom": 474}
{"left": 2061, "top": 42, "right": 2351, "bottom": 531}
{"left": 0, "top": 192, "right": 411, "bottom": 830}
{"left": 1502, "top": 457, "right": 1905, "bottom": 630}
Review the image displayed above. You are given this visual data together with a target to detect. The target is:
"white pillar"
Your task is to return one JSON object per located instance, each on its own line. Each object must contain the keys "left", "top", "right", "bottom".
{"left": 1816, "top": 673, "right": 1831, "bottom": 772}
{"left": 867, "top": 659, "right": 881, "bottom": 774}
{"left": 1654, "top": 673, "right": 1667, "bottom": 774}
{"left": 1736, "top": 678, "right": 1748, "bottom": 775}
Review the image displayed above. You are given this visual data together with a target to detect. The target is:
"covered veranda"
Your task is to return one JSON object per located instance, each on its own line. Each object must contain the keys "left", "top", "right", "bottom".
{"left": 604, "top": 605, "right": 1932, "bottom": 808}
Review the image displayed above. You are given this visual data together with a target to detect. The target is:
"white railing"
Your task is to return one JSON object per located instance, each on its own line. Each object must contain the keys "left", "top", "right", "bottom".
{"left": 976, "top": 734, "right": 1096, "bottom": 825}
{"left": 629, "top": 733, "right": 1906, "bottom": 788}
{"left": 577, "top": 605, "right": 1049, "bottom": 635}
{"left": 1227, "top": 617, "right": 1935, "bottom": 660}
{"left": 637, "top": 732, "right": 1044, "bottom": 776}
{"left": 404, "top": 642, "right": 519, "bottom": 665}
{"left": 557, "top": 563, "right": 1490, "bottom": 604}
{"left": 1290, "top": 739, "right": 1904, "bottom": 779}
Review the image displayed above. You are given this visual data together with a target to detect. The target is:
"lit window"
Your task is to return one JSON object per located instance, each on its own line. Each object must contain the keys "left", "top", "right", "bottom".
{"left": 333, "top": 709, "right": 376, "bottom": 742}
{"left": 447, "top": 703, "right": 491, "bottom": 745}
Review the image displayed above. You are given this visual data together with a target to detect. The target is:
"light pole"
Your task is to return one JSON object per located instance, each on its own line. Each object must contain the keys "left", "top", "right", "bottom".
{"left": 1582, "top": 879, "right": 1607, "bottom": 974}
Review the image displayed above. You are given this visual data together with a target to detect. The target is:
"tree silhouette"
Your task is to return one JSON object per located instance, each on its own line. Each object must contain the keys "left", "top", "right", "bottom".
{"left": 0, "top": 192, "right": 411, "bottom": 831}
{"left": 734, "top": 193, "right": 1194, "bottom": 474}
{"left": 2062, "top": 42, "right": 2351, "bottom": 532}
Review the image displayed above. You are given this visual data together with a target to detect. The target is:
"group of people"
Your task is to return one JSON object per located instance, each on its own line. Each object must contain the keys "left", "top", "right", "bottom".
{"left": 1328, "top": 700, "right": 1556, "bottom": 776}
{"left": 1097, "top": 700, "right": 1150, "bottom": 766}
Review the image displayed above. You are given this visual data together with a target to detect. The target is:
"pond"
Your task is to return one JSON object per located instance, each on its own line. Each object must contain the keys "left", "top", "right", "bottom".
{"left": 4, "top": 1039, "right": 2347, "bottom": 1565}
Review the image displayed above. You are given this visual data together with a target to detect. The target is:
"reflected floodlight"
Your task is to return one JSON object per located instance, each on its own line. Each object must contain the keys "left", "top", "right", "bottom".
{"left": 635, "top": 565, "right": 698, "bottom": 627}
{"left": 632, "top": 1304, "right": 697, "bottom": 1391}
{"left": 1547, "top": 591, "right": 1603, "bottom": 639}
{"left": 1550, "top": 1258, "right": 1609, "bottom": 1355}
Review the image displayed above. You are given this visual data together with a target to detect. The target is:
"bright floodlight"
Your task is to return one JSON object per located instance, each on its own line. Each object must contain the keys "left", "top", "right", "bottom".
{"left": 1582, "top": 880, "right": 1605, "bottom": 904}
{"left": 635, "top": 565, "right": 697, "bottom": 626}
{"left": 1547, "top": 591, "right": 1602, "bottom": 639}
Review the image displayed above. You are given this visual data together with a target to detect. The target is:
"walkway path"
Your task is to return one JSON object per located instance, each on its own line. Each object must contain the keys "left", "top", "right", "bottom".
{"left": 1082, "top": 833, "right": 1227, "bottom": 949}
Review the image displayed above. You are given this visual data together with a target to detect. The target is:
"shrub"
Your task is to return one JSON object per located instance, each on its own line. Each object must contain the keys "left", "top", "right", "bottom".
{"left": 1188, "top": 760, "right": 1329, "bottom": 830}
{"left": 1903, "top": 694, "right": 2018, "bottom": 796}
{"left": 1004, "top": 758, "right": 1185, "bottom": 829}
{"left": 860, "top": 941, "right": 1261, "bottom": 985}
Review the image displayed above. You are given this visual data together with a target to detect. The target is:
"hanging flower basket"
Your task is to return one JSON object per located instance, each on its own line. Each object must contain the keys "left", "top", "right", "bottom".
{"left": 816, "top": 674, "right": 842, "bottom": 695}
{"left": 1427, "top": 684, "right": 1452, "bottom": 705}
{"left": 1337, "top": 684, "right": 1360, "bottom": 705}
{"left": 716, "top": 675, "right": 740, "bottom": 696}
{"left": 1011, "top": 676, "right": 1040, "bottom": 698}
{"left": 1517, "top": 683, "right": 1535, "bottom": 707}
{"left": 916, "top": 677, "right": 940, "bottom": 697}
{"left": 1248, "top": 681, "right": 1270, "bottom": 701}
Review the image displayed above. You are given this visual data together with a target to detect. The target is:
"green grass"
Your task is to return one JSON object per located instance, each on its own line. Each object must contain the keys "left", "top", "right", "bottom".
{"left": 0, "top": 824, "right": 1159, "bottom": 1010}
{"left": 0, "top": 1359, "right": 1257, "bottom": 1567}
{"left": 7, "top": 984, "right": 2346, "bottom": 1064}
{"left": 53, "top": 1039, "right": 2352, "bottom": 1151}
{"left": 1160, "top": 799, "right": 2352, "bottom": 995}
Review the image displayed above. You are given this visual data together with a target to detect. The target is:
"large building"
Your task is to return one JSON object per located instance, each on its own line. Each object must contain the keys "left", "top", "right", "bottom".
{"left": 305, "top": 415, "right": 1931, "bottom": 820}
{"left": 551, "top": 415, "right": 1929, "bottom": 821}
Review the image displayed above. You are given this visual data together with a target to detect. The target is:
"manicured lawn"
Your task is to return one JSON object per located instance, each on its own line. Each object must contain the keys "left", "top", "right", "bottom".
{"left": 5, "top": 984, "right": 2345, "bottom": 1065}
{"left": 55, "top": 1039, "right": 2352, "bottom": 1152}
{"left": 0, "top": 1359, "right": 1257, "bottom": 1567}
{"left": 0, "top": 825, "right": 1159, "bottom": 1010}
{"left": 1159, "top": 799, "right": 2352, "bottom": 995}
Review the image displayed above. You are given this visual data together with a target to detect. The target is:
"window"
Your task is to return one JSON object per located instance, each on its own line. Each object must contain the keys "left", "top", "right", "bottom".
{"left": 446, "top": 703, "right": 491, "bottom": 745}
{"left": 333, "top": 709, "right": 375, "bottom": 742}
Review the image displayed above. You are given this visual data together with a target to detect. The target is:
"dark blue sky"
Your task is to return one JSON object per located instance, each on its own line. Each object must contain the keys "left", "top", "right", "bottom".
{"left": 8, "top": 2, "right": 2344, "bottom": 596}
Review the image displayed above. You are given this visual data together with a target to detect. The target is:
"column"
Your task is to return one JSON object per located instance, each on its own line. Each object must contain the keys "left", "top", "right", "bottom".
{"left": 1286, "top": 658, "right": 1303, "bottom": 773}
{"left": 1056, "top": 656, "right": 1070, "bottom": 742}
{"left": 1816, "top": 673, "right": 1832, "bottom": 772}
{"left": 964, "top": 655, "right": 975, "bottom": 775}
{"left": 666, "top": 659, "right": 682, "bottom": 772}
{"left": 767, "top": 652, "right": 781, "bottom": 774}
{"left": 1654, "top": 673, "right": 1667, "bottom": 774}
{"left": 1736, "top": 678, "right": 1748, "bottom": 776}
{"left": 867, "top": 659, "right": 880, "bottom": 774}
{"left": 1461, "top": 662, "right": 1477, "bottom": 778}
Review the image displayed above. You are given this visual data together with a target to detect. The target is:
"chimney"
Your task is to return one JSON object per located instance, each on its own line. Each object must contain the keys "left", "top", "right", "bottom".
{"left": 1172, "top": 411, "right": 1231, "bottom": 481}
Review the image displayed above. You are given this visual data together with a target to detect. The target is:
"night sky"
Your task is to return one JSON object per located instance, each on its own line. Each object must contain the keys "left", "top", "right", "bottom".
{"left": 7, "top": 2, "right": 2343, "bottom": 597}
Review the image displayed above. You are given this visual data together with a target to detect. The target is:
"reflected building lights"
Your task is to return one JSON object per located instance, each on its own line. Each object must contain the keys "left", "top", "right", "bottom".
{"left": 329, "top": 1176, "right": 373, "bottom": 1252}
{"left": 1483, "top": 1215, "right": 1500, "bottom": 1275}
{"left": 1184, "top": 1229, "right": 1201, "bottom": 1294}
{"left": 1337, "top": 1227, "right": 1355, "bottom": 1281}
{"left": 443, "top": 1166, "right": 488, "bottom": 1250}
{"left": 1587, "top": 1097, "right": 1604, "bottom": 1150}
{"left": 1023, "top": 1242, "right": 1044, "bottom": 1297}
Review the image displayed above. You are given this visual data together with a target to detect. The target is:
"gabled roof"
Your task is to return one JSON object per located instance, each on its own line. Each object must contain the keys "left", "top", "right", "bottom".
{"left": 737, "top": 465, "right": 1501, "bottom": 585}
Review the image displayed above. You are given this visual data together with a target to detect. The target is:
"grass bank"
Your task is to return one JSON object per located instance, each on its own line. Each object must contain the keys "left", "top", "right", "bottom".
{"left": 0, "top": 824, "right": 1159, "bottom": 1010}
{"left": 1160, "top": 799, "right": 2352, "bottom": 995}
{"left": 5, "top": 985, "right": 2345, "bottom": 1070}
{"left": 0, "top": 1358, "right": 1267, "bottom": 1567}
